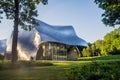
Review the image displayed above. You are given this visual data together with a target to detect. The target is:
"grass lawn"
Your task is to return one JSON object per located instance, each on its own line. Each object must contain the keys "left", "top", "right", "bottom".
{"left": 0, "top": 66, "right": 67, "bottom": 80}
{"left": 0, "top": 61, "right": 90, "bottom": 80}
{"left": 78, "top": 55, "right": 120, "bottom": 61}
{"left": 0, "top": 55, "right": 120, "bottom": 80}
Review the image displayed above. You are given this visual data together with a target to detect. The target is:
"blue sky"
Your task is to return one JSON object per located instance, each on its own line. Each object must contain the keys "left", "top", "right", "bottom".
{"left": 0, "top": 0, "right": 115, "bottom": 43}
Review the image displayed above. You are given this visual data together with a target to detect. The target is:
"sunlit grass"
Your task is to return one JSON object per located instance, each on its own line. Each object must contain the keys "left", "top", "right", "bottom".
{"left": 0, "top": 60, "right": 91, "bottom": 80}
{"left": 78, "top": 55, "right": 120, "bottom": 61}
{"left": 0, "top": 55, "right": 120, "bottom": 80}
{"left": 0, "top": 61, "right": 67, "bottom": 80}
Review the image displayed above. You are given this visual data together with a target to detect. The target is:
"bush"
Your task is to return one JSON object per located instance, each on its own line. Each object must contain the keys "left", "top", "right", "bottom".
{"left": 66, "top": 61, "right": 120, "bottom": 80}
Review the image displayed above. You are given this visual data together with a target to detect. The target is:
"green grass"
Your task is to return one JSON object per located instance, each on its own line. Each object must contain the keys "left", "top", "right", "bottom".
{"left": 0, "top": 55, "right": 120, "bottom": 80}
{"left": 0, "top": 66, "right": 66, "bottom": 80}
{"left": 0, "top": 60, "right": 53, "bottom": 70}
{"left": 0, "top": 61, "right": 84, "bottom": 80}
{"left": 0, "top": 60, "right": 91, "bottom": 80}
{"left": 78, "top": 55, "right": 120, "bottom": 61}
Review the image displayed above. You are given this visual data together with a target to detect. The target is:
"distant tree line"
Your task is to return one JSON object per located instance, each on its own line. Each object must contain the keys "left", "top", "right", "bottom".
{"left": 82, "top": 27, "right": 120, "bottom": 57}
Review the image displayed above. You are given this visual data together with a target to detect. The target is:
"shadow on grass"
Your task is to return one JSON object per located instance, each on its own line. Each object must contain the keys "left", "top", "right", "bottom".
{"left": 0, "top": 60, "right": 53, "bottom": 70}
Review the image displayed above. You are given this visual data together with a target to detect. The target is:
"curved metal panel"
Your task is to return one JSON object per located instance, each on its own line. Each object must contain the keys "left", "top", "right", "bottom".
{"left": 18, "top": 30, "right": 37, "bottom": 53}
{"left": 6, "top": 19, "right": 88, "bottom": 60}
{"left": 0, "top": 39, "right": 7, "bottom": 55}
{"left": 36, "top": 20, "right": 88, "bottom": 47}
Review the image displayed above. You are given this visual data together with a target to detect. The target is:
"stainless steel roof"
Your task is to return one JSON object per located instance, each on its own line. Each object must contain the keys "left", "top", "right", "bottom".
{"left": 36, "top": 20, "right": 88, "bottom": 47}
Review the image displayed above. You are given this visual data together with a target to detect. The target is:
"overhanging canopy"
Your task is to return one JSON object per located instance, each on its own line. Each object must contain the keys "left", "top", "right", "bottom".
{"left": 36, "top": 20, "right": 88, "bottom": 47}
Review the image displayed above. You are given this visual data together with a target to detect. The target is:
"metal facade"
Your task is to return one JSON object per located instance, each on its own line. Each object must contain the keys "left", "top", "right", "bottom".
{"left": 36, "top": 20, "right": 88, "bottom": 47}
{"left": 0, "top": 39, "right": 6, "bottom": 55}
{"left": 6, "top": 19, "right": 88, "bottom": 60}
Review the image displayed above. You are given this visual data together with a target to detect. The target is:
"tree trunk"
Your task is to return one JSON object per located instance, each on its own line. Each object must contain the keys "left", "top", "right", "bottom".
{"left": 11, "top": 0, "right": 19, "bottom": 63}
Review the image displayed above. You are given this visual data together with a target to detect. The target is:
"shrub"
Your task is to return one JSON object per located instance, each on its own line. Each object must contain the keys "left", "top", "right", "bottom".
{"left": 66, "top": 61, "right": 120, "bottom": 80}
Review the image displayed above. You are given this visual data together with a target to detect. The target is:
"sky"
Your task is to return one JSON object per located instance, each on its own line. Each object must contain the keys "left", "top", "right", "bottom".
{"left": 0, "top": 0, "right": 115, "bottom": 43}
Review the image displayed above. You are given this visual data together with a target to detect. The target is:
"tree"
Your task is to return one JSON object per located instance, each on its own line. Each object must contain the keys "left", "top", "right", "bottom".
{"left": 94, "top": 0, "right": 120, "bottom": 26}
{"left": 0, "top": 0, "right": 48, "bottom": 63}
{"left": 105, "top": 27, "right": 120, "bottom": 54}
{"left": 82, "top": 27, "right": 120, "bottom": 57}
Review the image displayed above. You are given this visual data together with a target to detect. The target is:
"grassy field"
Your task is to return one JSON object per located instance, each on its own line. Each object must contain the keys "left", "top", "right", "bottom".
{"left": 0, "top": 61, "right": 88, "bottom": 80}
{"left": 0, "top": 55, "right": 120, "bottom": 80}
{"left": 78, "top": 55, "right": 120, "bottom": 61}
{"left": 0, "top": 66, "right": 67, "bottom": 80}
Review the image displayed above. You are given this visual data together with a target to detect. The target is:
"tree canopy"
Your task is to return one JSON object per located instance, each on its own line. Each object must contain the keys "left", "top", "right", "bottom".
{"left": 82, "top": 27, "right": 120, "bottom": 57}
{"left": 0, "top": 0, "right": 48, "bottom": 30}
{"left": 94, "top": 0, "right": 120, "bottom": 27}
{"left": 0, "top": 0, "right": 48, "bottom": 62}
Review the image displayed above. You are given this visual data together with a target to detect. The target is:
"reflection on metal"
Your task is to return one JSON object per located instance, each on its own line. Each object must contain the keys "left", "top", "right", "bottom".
{"left": 6, "top": 30, "right": 40, "bottom": 60}
{"left": 36, "top": 42, "right": 79, "bottom": 60}
{"left": 17, "top": 30, "right": 40, "bottom": 60}
{"left": 36, "top": 20, "right": 88, "bottom": 47}
{"left": 0, "top": 39, "right": 7, "bottom": 55}
{"left": 35, "top": 20, "right": 88, "bottom": 60}
{"left": 6, "top": 19, "right": 88, "bottom": 60}
{"left": 0, "top": 39, "right": 7, "bottom": 59}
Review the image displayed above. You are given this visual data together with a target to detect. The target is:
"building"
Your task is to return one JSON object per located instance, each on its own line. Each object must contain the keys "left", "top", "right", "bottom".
{"left": 6, "top": 20, "right": 88, "bottom": 60}
{"left": 0, "top": 39, "right": 7, "bottom": 60}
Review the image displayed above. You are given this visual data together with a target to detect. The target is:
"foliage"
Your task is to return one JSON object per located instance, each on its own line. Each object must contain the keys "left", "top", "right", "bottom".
{"left": 94, "top": 0, "right": 120, "bottom": 27}
{"left": 0, "top": 0, "right": 48, "bottom": 62}
{"left": 0, "top": 0, "right": 48, "bottom": 30}
{"left": 102, "top": 27, "right": 120, "bottom": 55}
{"left": 82, "top": 27, "right": 120, "bottom": 56}
{"left": 66, "top": 61, "right": 120, "bottom": 80}
{"left": 82, "top": 40, "right": 102, "bottom": 57}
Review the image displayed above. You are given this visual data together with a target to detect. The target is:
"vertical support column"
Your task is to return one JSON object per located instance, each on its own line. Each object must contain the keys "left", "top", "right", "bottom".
{"left": 65, "top": 44, "right": 67, "bottom": 60}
